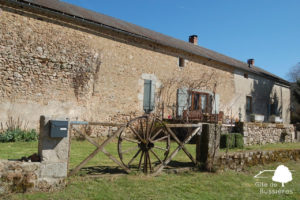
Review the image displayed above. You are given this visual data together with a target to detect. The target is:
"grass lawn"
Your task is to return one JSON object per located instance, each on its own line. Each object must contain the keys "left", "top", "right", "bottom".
{"left": 0, "top": 140, "right": 299, "bottom": 199}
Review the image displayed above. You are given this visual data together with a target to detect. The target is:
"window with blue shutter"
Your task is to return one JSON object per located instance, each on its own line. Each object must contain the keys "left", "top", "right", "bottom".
{"left": 143, "top": 79, "right": 155, "bottom": 113}
{"left": 177, "top": 88, "right": 219, "bottom": 116}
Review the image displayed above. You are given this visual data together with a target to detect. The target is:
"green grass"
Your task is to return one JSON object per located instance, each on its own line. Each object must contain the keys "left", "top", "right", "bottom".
{"left": 219, "top": 142, "right": 300, "bottom": 154}
{"left": 0, "top": 141, "right": 299, "bottom": 200}
{"left": 4, "top": 161, "right": 300, "bottom": 200}
{"left": 0, "top": 141, "right": 38, "bottom": 160}
{"left": 1, "top": 140, "right": 299, "bottom": 167}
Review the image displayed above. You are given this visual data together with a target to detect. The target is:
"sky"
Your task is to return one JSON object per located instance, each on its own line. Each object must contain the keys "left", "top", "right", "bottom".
{"left": 62, "top": 0, "right": 300, "bottom": 80}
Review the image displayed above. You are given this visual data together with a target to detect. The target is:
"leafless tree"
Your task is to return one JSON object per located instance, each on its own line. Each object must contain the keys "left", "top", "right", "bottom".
{"left": 155, "top": 70, "right": 218, "bottom": 121}
{"left": 287, "top": 63, "right": 300, "bottom": 82}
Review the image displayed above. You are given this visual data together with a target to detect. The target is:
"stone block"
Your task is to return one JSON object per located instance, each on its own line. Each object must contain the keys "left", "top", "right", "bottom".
{"left": 40, "top": 162, "right": 68, "bottom": 178}
{"left": 22, "top": 163, "right": 40, "bottom": 172}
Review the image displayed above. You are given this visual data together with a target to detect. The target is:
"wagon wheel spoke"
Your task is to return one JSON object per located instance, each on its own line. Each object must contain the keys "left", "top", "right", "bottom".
{"left": 147, "top": 117, "right": 155, "bottom": 140}
{"left": 152, "top": 135, "right": 169, "bottom": 143}
{"left": 121, "top": 137, "right": 140, "bottom": 144}
{"left": 147, "top": 151, "right": 152, "bottom": 172}
{"left": 128, "top": 149, "right": 141, "bottom": 166}
{"left": 139, "top": 120, "right": 145, "bottom": 139}
{"left": 150, "top": 128, "right": 163, "bottom": 140}
{"left": 129, "top": 125, "right": 144, "bottom": 142}
{"left": 143, "top": 151, "right": 148, "bottom": 173}
{"left": 121, "top": 145, "right": 139, "bottom": 154}
{"left": 150, "top": 149, "right": 162, "bottom": 164}
{"left": 153, "top": 146, "right": 168, "bottom": 151}
{"left": 145, "top": 117, "right": 149, "bottom": 140}
{"left": 138, "top": 151, "right": 144, "bottom": 170}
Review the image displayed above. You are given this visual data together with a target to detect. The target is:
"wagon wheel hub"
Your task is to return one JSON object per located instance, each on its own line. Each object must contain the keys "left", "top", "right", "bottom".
{"left": 139, "top": 141, "right": 154, "bottom": 151}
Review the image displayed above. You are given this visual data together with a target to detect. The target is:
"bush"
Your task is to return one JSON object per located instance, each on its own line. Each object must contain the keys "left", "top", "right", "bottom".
{"left": 220, "top": 134, "right": 235, "bottom": 149}
{"left": 0, "top": 129, "right": 38, "bottom": 143}
{"left": 234, "top": 133, "right": 244, "bottom": 149}
{"left": 220, "top": 133, "right": 243, "bottom": 149}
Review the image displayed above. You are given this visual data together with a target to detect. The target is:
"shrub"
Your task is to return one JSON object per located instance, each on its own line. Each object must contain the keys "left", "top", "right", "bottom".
{"left": 234, "top": 133, "right": 244, "bottom": 149}
{"left": 0, "top": 129, "right": 38, "bottom": 143}
{"left": 220, "top": 133, "right": 244, "bottom": 149}
{"left": 220, "top": 134, "right": 235, "bottom": 149}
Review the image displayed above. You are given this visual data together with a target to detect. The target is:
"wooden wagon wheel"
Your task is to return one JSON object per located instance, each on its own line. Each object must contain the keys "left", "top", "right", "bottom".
{"left": 118, "top": 115, "right": 170, "bottom": 174}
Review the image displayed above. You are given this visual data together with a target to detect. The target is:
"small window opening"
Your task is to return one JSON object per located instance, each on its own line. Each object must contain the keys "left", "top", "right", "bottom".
{"left": 143, "top": 79, "right": 155, "bottom": 113}
{"left": 246, "top": 96, "right": 252, "bottom": 113}
{"left": 179, "top": 57, "right": 185, "bottom": 67}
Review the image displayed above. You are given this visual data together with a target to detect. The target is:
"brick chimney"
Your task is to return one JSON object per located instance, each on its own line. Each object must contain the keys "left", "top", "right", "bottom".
{"left": 247, "top": 59, "right": 255, "bottom": 67}
{"left": 189, "top": 35, "right": 198, "bottom": 45}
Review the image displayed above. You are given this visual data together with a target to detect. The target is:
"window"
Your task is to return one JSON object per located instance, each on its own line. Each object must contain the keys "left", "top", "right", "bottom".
{"left": 143, "top": 79, "right": 155, "bottom": 113}
{"left": 244, "top": 73, "right": 248, "bottom": 78}
{"left": 178, "top": 57, "right": 185, "bottom": 67}
{"left": 246, "top": 96, "right": 252, "bottom": 113}
{"left": 191, "top": 91, "right": 211, "bottom": 113}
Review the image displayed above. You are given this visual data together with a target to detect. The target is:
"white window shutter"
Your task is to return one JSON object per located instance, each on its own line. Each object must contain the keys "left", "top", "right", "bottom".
{"left": 212, "top": 94, "right": 220, "bottom": 114}
{"left": 177, "top": 88, "right": 189, "bottom": 117}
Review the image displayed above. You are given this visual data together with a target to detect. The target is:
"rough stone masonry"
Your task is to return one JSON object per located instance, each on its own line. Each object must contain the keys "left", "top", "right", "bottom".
{"left": 0, "top": 116, "right": 69, "bottom": 194}
{"left": 235, "top": 122, "right": 295, "bottom": 145}
{"left": 0, "top": 1, "right": 291, "bottom": 134}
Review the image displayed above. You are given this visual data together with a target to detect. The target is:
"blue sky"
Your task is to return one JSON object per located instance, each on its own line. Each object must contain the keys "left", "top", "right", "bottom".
{"left": 62, "top": 0, "right": 300, "bottom": 80}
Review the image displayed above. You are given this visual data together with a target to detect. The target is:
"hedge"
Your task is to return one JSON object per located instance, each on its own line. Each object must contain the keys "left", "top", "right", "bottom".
{"left": 220, "top": 133, "right": 243, "bottom": 149}
{"left": 234, "top": 133, "right": 244, "bottom": 148}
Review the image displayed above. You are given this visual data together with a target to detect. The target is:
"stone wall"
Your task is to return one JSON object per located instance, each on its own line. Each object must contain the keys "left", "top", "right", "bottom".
{"left": 0, "top": 116, "right": 69, "bottom": 195}
{"left": 235, "top": 122, "right": 295, "bottom": 145}
{"left": 216, "top": 149, "right": 300, "bottom": 172}
{"left": 0, "top": 160, "right": 65, "bottom": 194}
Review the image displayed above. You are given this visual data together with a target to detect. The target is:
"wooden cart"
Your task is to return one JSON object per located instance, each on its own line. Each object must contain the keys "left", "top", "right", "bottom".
{"left": 68, "top": 115, "right": 203, "bottom": 176}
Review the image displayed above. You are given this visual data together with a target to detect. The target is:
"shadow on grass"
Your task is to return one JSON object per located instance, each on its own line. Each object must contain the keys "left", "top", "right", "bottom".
{"left": 75, "top": 161, "right": 197, "bottom": 176}
{"left": 167, "top": 161, "right": 195, "bottom": 168}
{"left": 78, "top": 166, "right": 127, "bottom": 175}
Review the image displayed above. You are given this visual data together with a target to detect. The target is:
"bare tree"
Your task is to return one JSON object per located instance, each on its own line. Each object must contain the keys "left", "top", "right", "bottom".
{"left": 287, "top": 63, "right": 300, "bottom": 82}
{"left": 155, "top": 70, "right": 218, "bottom": 121}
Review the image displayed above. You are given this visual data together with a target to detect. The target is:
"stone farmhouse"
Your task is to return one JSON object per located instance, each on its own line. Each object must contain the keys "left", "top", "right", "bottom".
{"left": 0, "top": 0, "right": 291, "bottom": 130}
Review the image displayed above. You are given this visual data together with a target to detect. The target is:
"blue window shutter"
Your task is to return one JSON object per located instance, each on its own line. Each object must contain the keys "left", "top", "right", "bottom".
{"left": 177, "top": 88, "right": 189, "bottom": 117}
{"left": 143, "top": 79, "right": 155, "bottom": 113}
{"left": 212, "top": 94, "right": 220, "bottom": 114}
{"left": 150, "top": 81, "right": 156, "bottom": 110}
